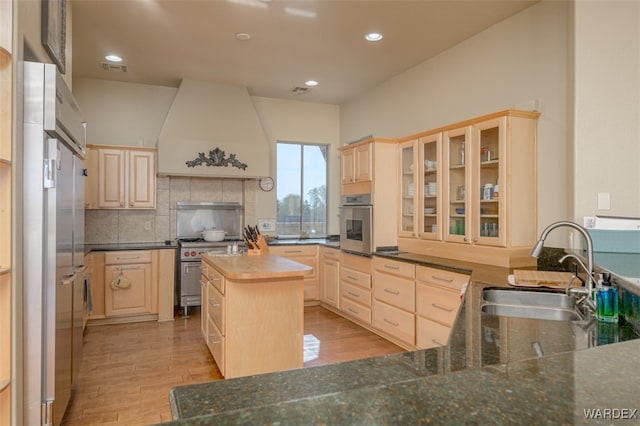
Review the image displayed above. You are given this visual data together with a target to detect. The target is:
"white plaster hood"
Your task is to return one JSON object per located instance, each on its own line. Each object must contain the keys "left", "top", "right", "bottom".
{"left": 157, "top": 79, "right": 270, "bottom": 178}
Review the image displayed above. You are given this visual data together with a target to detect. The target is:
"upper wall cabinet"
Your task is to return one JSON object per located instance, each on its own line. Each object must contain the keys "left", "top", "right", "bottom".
{"left": 86, "top": 144, "right": 156, "bottom": 209}
{"left": 398, "top": 110, "right": 540, "bottom": 268}
{"left": 341, "top": 142, "right": 372, "bottom": 186}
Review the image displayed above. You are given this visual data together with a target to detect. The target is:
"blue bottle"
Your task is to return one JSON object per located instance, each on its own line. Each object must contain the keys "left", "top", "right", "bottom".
{"left": 597, "top": 274, "right": 618, "bottom": 323}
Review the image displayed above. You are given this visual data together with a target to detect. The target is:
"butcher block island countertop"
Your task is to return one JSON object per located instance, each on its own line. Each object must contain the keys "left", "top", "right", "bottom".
{"left": 200, "top": 253, "right": 312, "bottom": 380}
{"left": 202, "top": 252, "right": 312, "bottom": 280}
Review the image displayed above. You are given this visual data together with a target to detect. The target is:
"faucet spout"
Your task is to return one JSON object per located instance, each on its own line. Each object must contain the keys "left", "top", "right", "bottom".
{"left": 530, "top": 221, "right": 596, "bottom": 301}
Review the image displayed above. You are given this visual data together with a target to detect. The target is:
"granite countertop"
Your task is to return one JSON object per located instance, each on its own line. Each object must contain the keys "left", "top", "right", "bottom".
{"left": 166, "top": 270, "right": 640, "bottom": 425}
{"left": 202, "top": 253, "right": 312, "bottom": 280}
{"left": 85, "top": 241, "right": 178, "bottom": 253}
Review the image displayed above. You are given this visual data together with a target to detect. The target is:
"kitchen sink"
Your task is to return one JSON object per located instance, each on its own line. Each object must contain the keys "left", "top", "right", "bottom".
{"left": 481, "top": 288, "right": 583, "bottom": 321}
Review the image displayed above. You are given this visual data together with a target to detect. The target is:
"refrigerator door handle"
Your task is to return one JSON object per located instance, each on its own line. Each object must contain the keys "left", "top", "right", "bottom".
{"left": 44, "top": 138, "right": 58, "bottom": 188}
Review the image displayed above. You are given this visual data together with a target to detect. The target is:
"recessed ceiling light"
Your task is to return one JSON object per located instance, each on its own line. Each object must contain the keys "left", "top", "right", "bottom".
{"left": 105, "top": 54, "right": 122, "bottom": 62}
{"left": 235, "top": 32, "right": 251, "bottom": 41}
{"left": 305, "top": 80, "right": 318, "bottom": 87}
{"left": 365, "top": 32, "right": 383, "bottom": 42}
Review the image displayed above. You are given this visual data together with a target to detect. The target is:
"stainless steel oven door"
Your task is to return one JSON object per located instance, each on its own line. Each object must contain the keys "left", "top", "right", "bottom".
{"left": 180, "top": 261, "right": 202, "bottom": 316}
{"left": 339, "top": 204, "right": 373, "bottom": 255}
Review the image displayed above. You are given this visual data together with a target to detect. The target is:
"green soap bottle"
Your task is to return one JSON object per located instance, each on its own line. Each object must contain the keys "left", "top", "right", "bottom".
{"left": 597, "top": 273, "right": 618, "bottom": 323}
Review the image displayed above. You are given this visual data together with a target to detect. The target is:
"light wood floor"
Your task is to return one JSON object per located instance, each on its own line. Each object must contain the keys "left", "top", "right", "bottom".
{"left": 61, "top": 306, "right": 404, "bottom": 425}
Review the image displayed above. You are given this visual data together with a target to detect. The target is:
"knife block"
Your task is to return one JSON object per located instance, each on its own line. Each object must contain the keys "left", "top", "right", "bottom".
{"left": 256, "top": 235, "right": 270, "bottom": 253}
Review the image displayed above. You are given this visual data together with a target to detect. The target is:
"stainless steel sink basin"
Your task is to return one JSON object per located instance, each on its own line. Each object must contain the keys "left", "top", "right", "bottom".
{"left": 481, "top": 288, "right": 583, "bottom": 321}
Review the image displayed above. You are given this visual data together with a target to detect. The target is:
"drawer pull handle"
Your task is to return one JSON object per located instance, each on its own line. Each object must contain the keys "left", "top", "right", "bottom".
{"left": 208, "top": 301, "right": 220, "bottom": 307}
{"left": 208, "top": 335, "right": 221, "bottom": 344}
{"left": 431, "top": 338, "right": 445, "bottom": 346}
{"left": 346, "top": 275, "right": 358, "bottom": 281}
{"left": 347, "top": 291, "right": 360, "bottom": 298}
{"left": 431, "top": 275, "right": 454, "bottom": 283}
{"left": 208, "top": 276, "right": 221, "bottom": 281}
{"left": 383, "top": 264, "right": 400, "bottom": 270}
{"left": 285, "top": 250, "right": 302, "bottom": 254}
{"left": 383, "top": 318, "right": 399, "bottom": 327}
{"left": 347, "top": 307, "right": 359, "bottom": 314}
{"left": 116, "top": 256, "right": 140, "bottom": 260}
{"left": 383, "top": 288, "right": 400, "bottom": 295}
{"left": 432, "top": 302, "right": 454, "bottom": 312}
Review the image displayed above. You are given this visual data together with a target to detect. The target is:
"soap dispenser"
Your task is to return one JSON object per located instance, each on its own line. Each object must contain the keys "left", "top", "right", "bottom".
{"left": 597, "top": 273, "right": 618, "bottom": 323}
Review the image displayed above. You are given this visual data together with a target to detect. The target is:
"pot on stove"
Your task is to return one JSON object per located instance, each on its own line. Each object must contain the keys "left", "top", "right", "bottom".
{"left": 202, "top": 229, "right": 226, "bottom": 242}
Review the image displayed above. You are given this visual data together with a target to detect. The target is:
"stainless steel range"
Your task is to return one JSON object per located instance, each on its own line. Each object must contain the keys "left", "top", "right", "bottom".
{"left": 176, "top": 202, "right": 244, "bottom": 316}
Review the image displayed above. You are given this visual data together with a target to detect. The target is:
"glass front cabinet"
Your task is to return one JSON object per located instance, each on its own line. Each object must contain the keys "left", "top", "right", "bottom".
{"left": 399, "top": 133, "right": 442, "bottom": 240}
{"left": 397, "top": 110, "right": 539, "bottom": 267}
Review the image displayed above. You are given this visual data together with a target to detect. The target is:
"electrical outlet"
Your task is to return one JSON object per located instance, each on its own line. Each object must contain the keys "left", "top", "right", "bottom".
{"left": 258, "top": 218, "right": 276, "bottom": 232}
{"left": 144, "top": 220, "right": 152, "bottom": 231}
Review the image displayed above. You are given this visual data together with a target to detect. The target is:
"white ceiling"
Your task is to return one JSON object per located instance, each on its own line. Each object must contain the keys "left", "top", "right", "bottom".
{"left": 71, "top": 0, "right": 538, "bottom": 105}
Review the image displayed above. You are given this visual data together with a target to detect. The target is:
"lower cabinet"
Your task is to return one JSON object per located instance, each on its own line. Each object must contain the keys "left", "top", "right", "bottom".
{"left": 319, "top": 247, "right": 340, "bottom": 308}
{"left": 415, "top": 265, "right": 468, "bottom": 349}
{"left": 372, "top": 257, "right": 416, "bottom": 346}
{"left": 87, "top": 248, "right": 176, "bottom": 324}
{"left": 104, "top": 251, "right": 154, "bottom": 317}
{"left": 339, "top": 253, "right": 372, "bottom": 324}
{"left": 269, "top": 245, "right": 319, "bottom": 301}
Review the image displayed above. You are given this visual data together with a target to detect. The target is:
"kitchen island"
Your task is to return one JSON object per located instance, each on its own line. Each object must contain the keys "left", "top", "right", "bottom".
{"left": 200, "top": 253, "right": 311, "bottom": 379}
{"left": 167, "top": 250, "right": 640, "bottom": 425}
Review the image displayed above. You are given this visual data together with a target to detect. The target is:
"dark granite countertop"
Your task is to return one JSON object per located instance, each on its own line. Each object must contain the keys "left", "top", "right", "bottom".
{"left": 86, "top": 242, "right": 178, "bottom": 254}
{"left": 165, "top": 271, "right": 640, "bottom": 425}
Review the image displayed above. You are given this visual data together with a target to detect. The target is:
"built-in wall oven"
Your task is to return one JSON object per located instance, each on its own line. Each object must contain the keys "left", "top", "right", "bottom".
{"left": 339, "top": 194, "right": 373, "bottom": 255}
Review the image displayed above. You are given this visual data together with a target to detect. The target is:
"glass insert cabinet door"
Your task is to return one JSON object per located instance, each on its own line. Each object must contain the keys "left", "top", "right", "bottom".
{"left": 473, "top": 117, "right": 506, "bottom": 246}
{"left": 420, "top": 133, "right": 441, "bottom": 240}
{"left": 399, "top": 141, "right": 417, "bottom": 236}
{"left": 444, "top": 126, "right": 471, "bottom": 243}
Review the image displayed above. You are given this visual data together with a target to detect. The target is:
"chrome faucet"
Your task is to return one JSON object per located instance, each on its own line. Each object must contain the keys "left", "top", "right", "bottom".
{"left": 530, "top": 221, "right": 597, "bottom": 307}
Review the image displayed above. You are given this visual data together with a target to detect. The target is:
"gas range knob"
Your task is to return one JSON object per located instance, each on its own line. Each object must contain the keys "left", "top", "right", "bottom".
{"left": 184, "top": 251, "right": 190, "bottom": 257}
{"left": 191, "top": 250, "right": 197, "bottom": 257}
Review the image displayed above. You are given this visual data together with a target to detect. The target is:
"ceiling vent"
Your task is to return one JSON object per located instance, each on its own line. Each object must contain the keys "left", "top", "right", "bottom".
{"left": 291, "top": 86, "right": 310, "bottom": 94}
{"left": 101, "top": 62, "right": 128, "bottom": 72}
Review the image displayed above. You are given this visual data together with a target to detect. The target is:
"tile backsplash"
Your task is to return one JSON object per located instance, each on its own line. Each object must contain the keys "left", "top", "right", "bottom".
{"left": 85, "top": 176, "right": 257, "bottom": 244}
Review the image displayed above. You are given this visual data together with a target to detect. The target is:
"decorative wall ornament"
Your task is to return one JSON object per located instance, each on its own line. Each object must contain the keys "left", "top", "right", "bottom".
{"left": 185, "top": 147, "right": 248, "bottom": 170}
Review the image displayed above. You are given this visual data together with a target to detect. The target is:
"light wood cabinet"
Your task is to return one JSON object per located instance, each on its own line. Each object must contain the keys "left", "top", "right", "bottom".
{"left": 372, "top": 257, "right": 416, "bottom": 346}
{"left": 320, "top": 247, "right": 340, "bottom": 308}
{"left": 339, "top": 252, "right": 372, "bottom": 324}
{"left": 104, "top": 251, "right": 154, "bottom": 317}
{"left": 399, "top": 110, "right": 539, "bottom": 268}
{"left": 88, "top": 248, "right": 175, "bottom": 324}
{"left": 415, "top": 265, "right": 469, "bottom": 349}
{"left": 341, "top": 142, "right": 372, "bottom": 185}
{"left": 269, "top": 245, "right": 318, "bottom": 302}
{"left": 201, "top": 255, "right": 305, "bottom": 379}
{"left": 86, "top": 144, "right": 156, "bottom": 209}
{"left": 399, "top": 132, "right": 442, "bottom": 241}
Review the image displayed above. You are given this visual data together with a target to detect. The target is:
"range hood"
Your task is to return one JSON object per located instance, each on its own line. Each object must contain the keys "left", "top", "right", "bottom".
{"left": 157, "top": 79, "right": 270, "bottom": 178}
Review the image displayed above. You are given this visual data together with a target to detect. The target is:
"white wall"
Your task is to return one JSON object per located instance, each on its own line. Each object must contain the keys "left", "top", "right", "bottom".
{"left": 73, "top": 78, "right": 177, "bottom": 147}
{"left": 572, "top": 1, "right": 640, "bottom": 220}
{"left": 341, "top": 1, "right": 571, "bottom": 235}
{"left": 252, "top": 97, "right": 341, "bottom": 235}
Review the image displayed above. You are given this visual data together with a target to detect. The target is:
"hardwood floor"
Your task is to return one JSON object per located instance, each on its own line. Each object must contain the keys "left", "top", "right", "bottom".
{"left": 61, "top": 306, "right": 404, "bottom": 425}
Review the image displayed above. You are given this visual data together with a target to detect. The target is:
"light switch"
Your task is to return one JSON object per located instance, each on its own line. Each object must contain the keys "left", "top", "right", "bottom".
{"left": 597, "top": 192, "right": 610, "bottom": 210}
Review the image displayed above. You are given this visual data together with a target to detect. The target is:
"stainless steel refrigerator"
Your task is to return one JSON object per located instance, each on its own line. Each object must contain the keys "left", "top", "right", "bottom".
{"left": 23, "top": 62, "right": 87, "bottom": 426}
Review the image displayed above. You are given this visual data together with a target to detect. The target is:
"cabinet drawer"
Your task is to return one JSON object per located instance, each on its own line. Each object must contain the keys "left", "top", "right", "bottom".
{"left": 270, "top": 245, "right": 318, "bottom": 257}
{"left": 340, "top": 266, "right": 371, "bottom": 289}
{"left": 208, "top": 283, "right": 225, "bottom": 334}
{"left": 207, "top": 317, "right": 225, "bottom": 374}
{"left": 373, "top": 257, "right": 415, "bottom": 279}
{"left": 341, "top": 252, "right": 371, "bottom": 274}
{"left": 104, "top": 250, "right": 152, "bottom": 265}
{"left": 291, "top": 255, "right": 317, "bottom": 278}
{"left": 322, "top": 247, "right": 341, "bottom": 261}
{"left": 416, "top": 283, "right": 461, "bottom": 327}
{"left": 373, "top": 273, "right": 415, "bottom": 312}
{"left": 416, "top": 316, "right": 451, "bottom": 349}
{"left": 373, "top": 300, "right": 415, "bottom": 346}
{"left": 204, "top": 264, "right": 225, "bottom": 294}
{"left": 340, "top": 282, "right": 371, "bottom": 307}
{"left": 416, "top": 265, "right": 469, "bottom": 291}
{"left": 340, "top": 297, "right": 371, "bottom": 324}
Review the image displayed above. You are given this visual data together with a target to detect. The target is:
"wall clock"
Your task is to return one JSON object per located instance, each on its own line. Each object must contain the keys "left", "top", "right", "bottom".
{"left": 259, "top": 176, "right": 275, "bottom": 192}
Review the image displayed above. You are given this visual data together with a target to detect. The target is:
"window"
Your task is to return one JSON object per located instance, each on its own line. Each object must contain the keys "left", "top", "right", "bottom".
{"left": 276, "top": 142, "right": 328, "bottom": 237}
